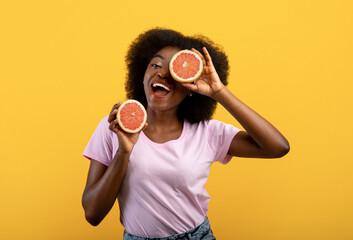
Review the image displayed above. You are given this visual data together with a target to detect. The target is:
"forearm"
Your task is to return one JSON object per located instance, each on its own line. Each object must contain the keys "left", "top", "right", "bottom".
{"left": 82, "top": 150, "right": 130, "bottom": 226}
{"left": 213, "top": 87, "right": 289, "bottom": 155}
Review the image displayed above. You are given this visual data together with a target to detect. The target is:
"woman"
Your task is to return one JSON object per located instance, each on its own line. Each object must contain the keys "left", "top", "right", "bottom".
{"left": 82, "top": 28, "right": 289, "bottom": 240}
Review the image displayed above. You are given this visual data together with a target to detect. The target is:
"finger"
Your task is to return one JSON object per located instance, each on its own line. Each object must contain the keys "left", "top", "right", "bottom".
{"left": 182, "top": 82, "right": 198, "bottom": 92}
{"left": 191, "top": 48, "right": 206, "bottom": 66}
{"left": 108, "top": 102, "right": 121, "bottom": 123}
{"left": 116, "top": 128, "right": 126, "bottom": 138}
{"left": 108, "top": 109, "right": 118, "bottom": 123}
{"left": 202, "top": 47, "right": 214, "bottom": 67}
{"left": 109, "top": 118, "right": 117, "bottom": 131}
{"left": 111, "top": 102, "right": 121, "bottom": 113}
{"left": 109, "top": 118, "right": 119, "bottom": 132}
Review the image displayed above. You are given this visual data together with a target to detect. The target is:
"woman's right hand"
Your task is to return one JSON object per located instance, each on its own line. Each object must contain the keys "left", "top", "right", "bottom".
{"left": 108, "top": 103, "right": 147, "bottom": 153}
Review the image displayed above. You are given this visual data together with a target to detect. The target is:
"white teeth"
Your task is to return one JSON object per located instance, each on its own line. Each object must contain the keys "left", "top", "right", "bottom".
{"left": 152, "top": 83, "right": 170, "bottom": 91}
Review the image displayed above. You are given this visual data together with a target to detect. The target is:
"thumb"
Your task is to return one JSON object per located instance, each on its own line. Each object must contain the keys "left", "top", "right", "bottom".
{"left": 182, "top": 82, "right": 198, "bottom": 92}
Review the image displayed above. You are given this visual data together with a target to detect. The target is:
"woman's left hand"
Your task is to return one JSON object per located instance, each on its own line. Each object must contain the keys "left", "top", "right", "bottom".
{"left": 182, "top": 47, "right": 225, "bottom": 98}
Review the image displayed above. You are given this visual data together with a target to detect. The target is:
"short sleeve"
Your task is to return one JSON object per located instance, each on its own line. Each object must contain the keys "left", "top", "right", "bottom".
{"left": 207, "top": 120, "right": 241, "bottom": 164}
{"left": 82, "top": 115, "right": 116, "bottom": 166}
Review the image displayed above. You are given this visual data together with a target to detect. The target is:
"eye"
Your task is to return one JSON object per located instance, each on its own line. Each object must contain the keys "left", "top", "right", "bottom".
{"left": 151, "top": 63, "right": 161, "bottom": 68}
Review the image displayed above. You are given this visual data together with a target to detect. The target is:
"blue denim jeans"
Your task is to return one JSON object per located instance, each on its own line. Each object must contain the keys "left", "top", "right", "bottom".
{"left": 123, "top": 217, "right": 216, "bottom": 240}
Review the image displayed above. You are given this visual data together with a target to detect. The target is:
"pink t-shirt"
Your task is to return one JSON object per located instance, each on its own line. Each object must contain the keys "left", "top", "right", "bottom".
{"left": 83, "top": 115, "right": 240, "bottom": 237}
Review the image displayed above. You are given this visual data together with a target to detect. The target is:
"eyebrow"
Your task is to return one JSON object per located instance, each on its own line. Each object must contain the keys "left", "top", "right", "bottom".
{"left": 151, "top": 54, "right": 164, "bottom": 60}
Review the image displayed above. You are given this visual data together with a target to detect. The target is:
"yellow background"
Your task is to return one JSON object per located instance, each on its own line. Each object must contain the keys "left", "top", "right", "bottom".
{"left": 1, "top": 0, "right": 352, "bottom": 239}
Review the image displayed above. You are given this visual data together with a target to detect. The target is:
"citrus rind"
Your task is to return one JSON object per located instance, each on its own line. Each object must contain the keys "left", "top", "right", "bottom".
{"left": 169, "top": 49, "right": 203, "bottom": 83}
{"left": 117, "top": 99, "right": 147, "bottom": 133}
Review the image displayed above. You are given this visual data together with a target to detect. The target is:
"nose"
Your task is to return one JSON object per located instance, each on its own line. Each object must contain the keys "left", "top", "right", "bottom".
{"left": 157, "top": 67, "right": 171, "bottom": 79}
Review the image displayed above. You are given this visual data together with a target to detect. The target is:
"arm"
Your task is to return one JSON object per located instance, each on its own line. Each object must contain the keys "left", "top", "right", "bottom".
{"left": 82, "top": 103, "right": 145, "bottom": 226}
{"left": 213, "top": 87, "right": 289, "bottom": 158}
{"left": 183, "top": 47, "right": 289, "bottom": 158}
{"left": 82, "top": 151, "right": 130, "bottom": 226}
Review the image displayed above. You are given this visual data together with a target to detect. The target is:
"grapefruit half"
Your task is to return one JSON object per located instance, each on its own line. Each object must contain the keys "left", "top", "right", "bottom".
{"left": 169, "top": 49, "right": 203, "bottom": 83}
{"left": 117, "top": 100, "right": 147, "bottom": 133}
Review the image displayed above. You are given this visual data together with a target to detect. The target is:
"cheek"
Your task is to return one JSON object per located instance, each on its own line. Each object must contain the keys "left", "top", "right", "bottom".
{"left": 143, "top": 71, "right": 149, "bottom": 82}
{"left": 143, "top": 72, "right": 150, "bottom": 89}
{"left": 175, "top": 83, "right": 189, "bottom": 96}
{"left": 143, "top": 82, "right": 149, "bottom": 95}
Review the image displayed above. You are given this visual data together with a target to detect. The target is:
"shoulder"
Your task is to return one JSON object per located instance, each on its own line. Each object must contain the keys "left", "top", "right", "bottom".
{"left": 93, "top": 115, "right": 111, "bottom": 133}
{"left": 88, "top": 114, "right": 115, "bottom": 143}
{"left": 188, "top": 119, "right": 241, "bottom": 144}
{"left": 208, "top": 119, "right": 240, "bottom": 132}
{"left": 187, "top": 119, "right": 235, "bottom": 132}
{"left": 99, "top": 114, "right": 110, "bottom": 126}
{"left": 185, "top": 119, "right": 240, "bottom": 144}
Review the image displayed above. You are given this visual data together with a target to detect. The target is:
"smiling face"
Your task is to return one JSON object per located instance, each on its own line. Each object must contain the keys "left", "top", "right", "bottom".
{"left": 143, "top": 46, "right": 190, "bottom": 114}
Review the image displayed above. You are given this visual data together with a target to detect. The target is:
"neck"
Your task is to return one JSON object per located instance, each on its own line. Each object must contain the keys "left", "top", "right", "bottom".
{"left": 145, "top": 108, "right": 182, "bottom": 130}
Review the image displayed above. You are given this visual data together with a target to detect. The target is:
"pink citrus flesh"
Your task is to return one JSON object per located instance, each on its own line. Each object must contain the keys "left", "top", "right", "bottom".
{"left": 117, "top": 100, "right": 147, "bottom": 133}
{"left": 169, "top": 50, "right": 203, "bottom": 83}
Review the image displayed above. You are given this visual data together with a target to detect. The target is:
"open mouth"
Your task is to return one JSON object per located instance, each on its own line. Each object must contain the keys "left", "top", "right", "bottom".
{"left": 152, "top": 82, "right": 171, "bottom": 97}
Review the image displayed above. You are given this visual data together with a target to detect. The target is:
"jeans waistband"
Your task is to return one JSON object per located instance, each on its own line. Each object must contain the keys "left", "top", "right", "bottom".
{"left": 123, "top": 217, "right": 210, "bottom": 240}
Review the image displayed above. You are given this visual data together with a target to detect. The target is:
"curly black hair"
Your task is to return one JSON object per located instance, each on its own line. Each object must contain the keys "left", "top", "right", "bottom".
{"left": 125, "top": 27, "right": 229, "bottom": 123}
